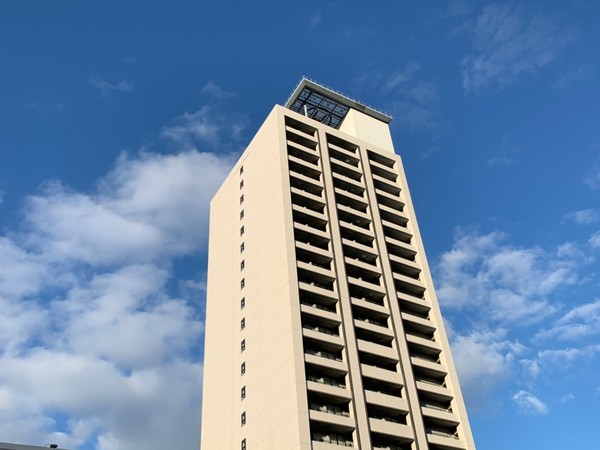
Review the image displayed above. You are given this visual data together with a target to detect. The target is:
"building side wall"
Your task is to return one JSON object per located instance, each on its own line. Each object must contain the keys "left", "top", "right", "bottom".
{"left": 201, "top": 108, "right": 310, "bottom": 450}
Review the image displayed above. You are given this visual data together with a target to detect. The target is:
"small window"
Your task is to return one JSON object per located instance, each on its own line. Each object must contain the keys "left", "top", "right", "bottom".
{"left": 240, "top": 226, "right": 245, "bottom": 236}
{"left": 240, "top": 242, "right": 245, "bottom": 253}
{"left": 241, "top": 439, "right": 246, "bottom": 450}
{"left": 240, "top": 260, "right": 245, "bottom": 271}
{"left": 240, "top": 195, "right": 244, "bottom": 204}
{"left": 240, "top": 166, "right": 244, "bottom": 175}
{"left": 241, "top": 386, "right": 246, "bottom": 400}
{"left": 240, "top": 298, "right": 246, "bottom": 309}
{"left": 240, "top": 210, "right": 244, "bottom": 220}
{"left": 241, "top": 318, "right": 246, "bottom": 330}
{"left": 241, "top": 411, "right": 246, "bottom": 426}
{"left": 240, "top": 278, "right": 245, "bottom": 289}
{"left": 241, "top": 362, "right": 246, "bottom": 375}
{"left": 241, "top": 339, "right": 246, "bottom": 352}
{"left": 240, "top": 180, "right": 244, "bottom": 189}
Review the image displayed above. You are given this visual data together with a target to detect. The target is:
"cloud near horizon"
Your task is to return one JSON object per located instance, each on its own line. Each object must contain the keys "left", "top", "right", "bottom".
{"left": 0, "top": 147, "right": 233, "bottom": 449}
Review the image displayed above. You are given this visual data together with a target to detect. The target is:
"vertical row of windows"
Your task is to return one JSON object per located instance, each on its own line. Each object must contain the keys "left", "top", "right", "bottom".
{"left": 239, "top": 165, "right": 247, "bottom": 448}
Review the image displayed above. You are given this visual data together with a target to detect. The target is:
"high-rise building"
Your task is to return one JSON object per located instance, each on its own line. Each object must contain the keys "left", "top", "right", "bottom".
{"left": 201, "top": 78, "right": 476, "bottom": 450}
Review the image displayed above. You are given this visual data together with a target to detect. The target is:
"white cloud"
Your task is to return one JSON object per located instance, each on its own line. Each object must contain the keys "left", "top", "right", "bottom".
{"left": 161, "top": 105, "right": 247, "bottom": 149}
{"left": 461, "top": 5, "right": 574, "bottom": 92}
{"left": 451, "top": 329, "right": 523, "bottom": 408}
{"left": 589, "top": 231, "right": 600, "bottom": 249}
{"left": 512, "top": 390, "right": 548, "bottom": 415}
{"left": 563, "top": 209, "right": 600, "bottom": 225}
{"left": 0, "top": 145, "right": 234, "bottom": 449}
{"left": 200, "top": 81, "right": 236, "bottom": 99}
{"left": 486, "top": 156, "right": 513, "bottom": 166}
{"left": 89, "top": 77, "right": 133, "bottom": 97}
{"left": 436, "top": 230, "right": 577, "bottom": 323}
{"left": 536, "top": 299, "right": 600, "bottom": 341}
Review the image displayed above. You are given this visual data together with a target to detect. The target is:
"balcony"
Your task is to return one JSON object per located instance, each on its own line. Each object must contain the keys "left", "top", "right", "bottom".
{"left": 309, "top": 399, "right": 354, "bottom": 430}
{"left": 379, "top": 204, "right": 410, "bottom": 228}
{"left": 296, "top": 246, "right": 332, "bottom": 271}
{"left": 351, "top": 297, "right": 388, "bottom": 315}
{"left": 331, "top": 162, "right": 363, "bottom": 183}
{"left": 385, "top": 236, "right": 417, "bottom": 262}
{"left": 332, "top": 174, "right": 365, "bottom": 197}
{"left": 426, "top": 429, "right": 465, "bottom": 450}
{"left": 411, "top": 356, "right": 448, "bottom": 377}
{"left": 337, "top": 206, "right": 372, "bottom": 231}
{"left": 329, "top": 147, "right": 360, "bottom": 168}
{"left": 349, "top": 284, "right": 386, "bottom": 307}
{"left": 382, "top": 221, "right": 412, "bottom": 245}
{"left": 307, "top": 379, "right": 352, "bottom": 401}
{"left": 340, "top": 226, "right": 375, "bottom": 248}
{"left": 285, "top": 119, "right": 316, "bottom": 141}
{"left": 345, "top": 262, "right": 382, "bottom": 287}
{"left": 343, "top": 246, "right": 378, "bottom": 268}
{"left": 416, "top": 380, "right": 453, "bottom": 401}
{"left": 365, "top": 390, "right": 408, "bottom": 412}
{"left": 286, "top": 127, "right": 318, "bottom": 151}
{"left": 292, "top": 190, "right": 326, "bottom": 215}
{"left": 402, "top": 313, "right": 435, "bottom": 335}
{"left": 368, "top": 150, "right": 396, "bottom": 169}
{"left": 361, "top": 363, "right": 402, "bottom": 384}
{"left": 369, "top": 418, "right": 413, "bottom": 441}
{"left": 405, "top": 333, "right": 441, "bottom": 354}
{"left": 305, "top": 349, "right": 346, "bottom": 372}
{"left": 293, "top": 207, "right": 328, "bottom": 232}
{"left": 288, "top": 141, "right": 320, "bottom": 166}
{"left": 421, "top": 405, "right": 459, "bottom": 426}
{"left": 373, "top": 174, "right": 402, "bottom": 197}
{"left": 289, "top": 157, "right": 321, "bottom": 181}
{"left": 348, "top": 276, "right": 386, "bottom": 295}
{"left": 376, "top": 189, "right": 405, "bottom": 211}
{"left": 335, "top": 190, "right": 368, "bottom": 213}
{"left": 328, "top": 135, "right": 359, "bottom": 155}
{"left": 357, "top": 339, "right": 397, "bottom": 360}
{"left": 353, "top": 317, "right": 390, "bottom": 335}
{"left": 301, "top": 303, "right": 339, "bottom": 322}
{"left": 370, "top": 160, "right": 398, "bottom": 182}
{"left": 290, "top": 173, "right": 324, "bottom": 196}
{"left": 298, "top": 260, "right": 335, "bottom": 280}
{"left": 295, "top": 227, "right": 330, "bottom": 251}
{"left": 389, "top": 254, "right": 421, "bottom": 278}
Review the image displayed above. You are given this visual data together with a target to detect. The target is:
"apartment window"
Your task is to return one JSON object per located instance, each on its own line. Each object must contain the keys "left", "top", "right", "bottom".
{"left": 240, "top": 260, "right": 245, "bottom": 271}
{"left": 241, "top": 362, "right": 246, "bottom": 375}
{"left": 241, "top": 439, "right": 246, "bottom": 450}
{"left": 240, "top": 180, "right": 244, "bottom": 189}
{"left": 240, "top": 225, "right": 245, "bottom": 236}
{"left": 240, "top": 166, "right": 244, "bottom": 175}
{"left": 241, "top": 339, "right": 246, "bottom": 352}
{"left": 240, "top": 210, "right": 244, "bottom": 220}
{"left": 241, "top": 297, "right": 246, "bottom": 309}
{"left": 240, "top": 242, "right": 245, "bottom": 253}
{"left": 241, "top": 386, "right": 246, "bottom": 400}
{"left": 240, "top": 278, "right": 245, "bottom": 289}
{"left": 241, "top": 318, "right": 246, "bottom": 330}
{"left": 241, "top": 411, "right": 246, "bottom": 426}
{"left": 240, "top": 194, "right": 244, "bottom": 204}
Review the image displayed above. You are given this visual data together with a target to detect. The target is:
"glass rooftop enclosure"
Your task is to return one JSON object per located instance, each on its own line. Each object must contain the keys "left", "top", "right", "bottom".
{"left": 285, "top": 77, "right": 392, "bottom": 129}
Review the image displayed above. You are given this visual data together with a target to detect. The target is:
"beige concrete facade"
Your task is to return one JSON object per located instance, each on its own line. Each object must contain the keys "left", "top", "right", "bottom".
{"left": 201, "top": 83, "right": 476, "bottom": 450}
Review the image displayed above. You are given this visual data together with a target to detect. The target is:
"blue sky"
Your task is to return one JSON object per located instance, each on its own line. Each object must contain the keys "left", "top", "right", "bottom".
{"left": 1, "top": 1, "right": 599, "bottom": 449}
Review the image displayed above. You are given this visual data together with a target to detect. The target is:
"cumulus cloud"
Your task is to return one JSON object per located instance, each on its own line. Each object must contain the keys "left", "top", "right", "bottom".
{"left": 436, "top": 229, "right": 578, "bottom": 323}
{"left": 0, "top": 147, "right": 233, "bottom": 449}
{"left": 512, "top": 390, "right": 548, "bottom": 415}
{"left": 451, "top": 329, "right": 522, "bottom": 407}
{"left": 461, "top": 5, "right": 574, "bottom": 92}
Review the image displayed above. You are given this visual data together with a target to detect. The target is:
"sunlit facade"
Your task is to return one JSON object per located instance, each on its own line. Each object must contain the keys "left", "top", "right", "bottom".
{"left": 201, "top": 78, "right": 476, "bottom": 450}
